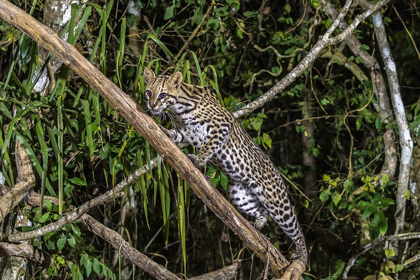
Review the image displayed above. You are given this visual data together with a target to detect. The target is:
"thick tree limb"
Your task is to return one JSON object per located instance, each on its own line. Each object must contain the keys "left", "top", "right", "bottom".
{"left": 321, "top": 0, "right": 398, "bottom": 183}
{"left": 361, "top": 0, "right": 414, "bottom": 239}
{"left": 0, "top": 1, "right": 290, "bottom": 276}
{"left": 0, "top": 242, "right": 51, "bottom": 267}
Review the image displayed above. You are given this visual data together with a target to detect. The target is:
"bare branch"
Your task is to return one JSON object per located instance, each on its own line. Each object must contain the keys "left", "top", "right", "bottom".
{"left": 189, "top": 263, "right": 238, "bottom": 280}
{"left": 0, "top": 242, "right": 52, "bottom": 267}
{"left": 81, "top": 214, "right": 182, "bottom": 280}
{"left": 233, "top": 0, "right": 391, "bottom": 118}
{"left": 343, "top": 232, "right": 420, "bottom": 279}
{"left": 8, "top": 158, "right": 158, "bottom": 242}
{"left": 359, "top": 0, "right": 414, "bottom": 237}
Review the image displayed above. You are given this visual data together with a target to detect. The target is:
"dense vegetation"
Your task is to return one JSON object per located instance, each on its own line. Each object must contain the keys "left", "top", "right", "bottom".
{"left": 0, "top": 0, "right": 419, "bottom": 279}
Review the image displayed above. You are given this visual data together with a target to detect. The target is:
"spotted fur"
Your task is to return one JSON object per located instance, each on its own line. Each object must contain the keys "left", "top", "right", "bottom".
{"left": 144, "top": 68, "right": 308, "bottom": 264}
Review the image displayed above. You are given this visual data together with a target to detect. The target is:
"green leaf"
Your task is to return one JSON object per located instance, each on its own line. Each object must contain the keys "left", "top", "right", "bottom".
{"left": 376, "top": 210, "right": 388, "bottom": 235}
{"left": 261, "top": 133, "right": 272, "bottom": 149}
{"left": 331, "top": 259, "right": 345, "bottom": 277}
{"left": 378, "top": 197, "right": 394, "bottom": 208}
{"left": 220, "top": 173, "right": 228, "bottom": 190}
{"left": 319, "top": 189, "right": 331, "bottom": 202}
{"left": 93, "top": 258, "right": 101, "bottom": 274}
{"left": 57, "top": 236, "right": 66, "bottom": 251}
{"left": 164, "top": 6, "right": 175, "bottom": 20}
{"left": 80, "top": 254, "right": 88, "bottom": 266}
{"left": 45, "top": 199, "right": 53, "bottom": 212}
{"left": 36, "top": 212, "right": 50, "bottom": 223}
{"left": 385, "top": 249, "right": 395, "bottom": 258}
{"left": 243, "top": 11, "right": 257, "bottom": 18}
{"left": 68, "top": 177, "right": 87, "bottom": 186}
{"left": 405, "top": 190, "right": 410, "bottom": 200}
{"left": 375, "top": 116, "right": 382, "bottom": 131}
{"left": 206, "top": 17, "right": 220, "bottom": 31}
{"left": 332, "top": 191, "right": 341, "bottom": 206}
{"left": 99, "top": 143, "right": 111, "bottom": 159}
{"left": 358, "top": 201, "right": 377, "bottom": 219}
{"left": 71, "top": 224, "right": 82, "bottom": 236}
{"left": 382, "top": 174, "right": 389, "bottom": 185}
{"left": 361, "top": 44, "right": 370, "bottom": 51}
{"left": 343, "top": 179, "right": 353, "bottom": 191}
{"left": 85, "top": 259, "right": 92, "bottom": 277}
{"left": 67, "top": 233, "right": 76, "bottom": 248}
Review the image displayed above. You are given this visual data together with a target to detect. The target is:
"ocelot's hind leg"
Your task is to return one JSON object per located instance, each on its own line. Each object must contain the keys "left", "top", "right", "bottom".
{"left": 228, "top": 182, "right": 268, "bottom": 230}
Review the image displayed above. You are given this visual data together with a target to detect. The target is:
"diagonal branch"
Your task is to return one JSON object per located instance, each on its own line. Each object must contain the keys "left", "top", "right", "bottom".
{"left": 8, "top": 158, "right": 158, "bottom": 242}
{"left": 233, "top": 0, "right": 391, "bottom": 118}
{"left": 320, "top": 0, "right": 398, "bottom": 184}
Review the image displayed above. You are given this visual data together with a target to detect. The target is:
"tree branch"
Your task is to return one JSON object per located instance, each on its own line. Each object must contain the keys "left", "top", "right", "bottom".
{"left": 320, "top": 0, "right": 398, "bottom": 184}
{"left": 359, "top": 0, "right": 414, "bottom": 238}
{"left": 8, "top": 158, "right": 158, "bottom": 242}
{"left": 342, "top": 232, "right": 420, "bottom": 279}
{"left": 0, "top": 139, "right": 35, "bottom": 224}
{"left": 80, "top": 214, "right": 182, "bottom": 280}
{"left": 233, "top": 0, "right": 391, "bottom": 118}
{"left": 0, "top": 242, "right": 51, "bottom": 267}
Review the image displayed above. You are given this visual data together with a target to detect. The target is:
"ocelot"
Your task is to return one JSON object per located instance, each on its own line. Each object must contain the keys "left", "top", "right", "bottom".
{"left": 144, "top": 68, "right": 308, "bottom": 264}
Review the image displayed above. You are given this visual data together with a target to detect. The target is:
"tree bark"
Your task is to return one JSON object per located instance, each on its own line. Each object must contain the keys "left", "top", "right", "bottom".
{"left": 321, "top": 0, "right": 398, "bottom": 184}
{"left": 362, "top": 2, "right": 414, "bottom": 237}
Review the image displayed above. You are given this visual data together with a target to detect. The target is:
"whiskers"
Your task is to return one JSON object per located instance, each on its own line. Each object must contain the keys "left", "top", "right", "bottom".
{"left": 159, "top": 110, "right": 172, "bottom": 123}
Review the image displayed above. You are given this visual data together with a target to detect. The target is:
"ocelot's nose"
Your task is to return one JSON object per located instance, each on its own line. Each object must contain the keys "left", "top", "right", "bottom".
{"left": 149, "top": 102, "right": 157, "bottom": 109}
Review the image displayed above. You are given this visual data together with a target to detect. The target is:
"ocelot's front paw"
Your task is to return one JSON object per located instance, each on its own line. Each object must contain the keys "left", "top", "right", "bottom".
{"left": 187, "top": 154, "right": 204, "bottom": 170}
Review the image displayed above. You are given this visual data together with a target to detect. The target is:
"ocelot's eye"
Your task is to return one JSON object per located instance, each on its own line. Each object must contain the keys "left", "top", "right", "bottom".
{"left": 158, "top": 92, "right": 168, "bottom": 99}
{"left": 145, "top": 90, "right": 152, "bottom": 99}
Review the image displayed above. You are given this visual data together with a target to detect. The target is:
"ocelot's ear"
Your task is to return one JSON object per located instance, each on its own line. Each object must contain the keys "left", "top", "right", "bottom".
{"left": 144, "top": 68, "right": 156, "bottom": 84}
{"left": 168, "top": 72, "right": 183, "bottom": 89}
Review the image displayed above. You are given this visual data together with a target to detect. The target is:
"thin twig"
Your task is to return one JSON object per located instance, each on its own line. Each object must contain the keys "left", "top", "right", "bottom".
{"left": 174, "top": 3, "right": 214, "bottom": 60}
{"left": 342, "top": 232, "right": 420, "bottom": 279}
{"left": 392, "top": 5, "right": 420, "bottom": 60}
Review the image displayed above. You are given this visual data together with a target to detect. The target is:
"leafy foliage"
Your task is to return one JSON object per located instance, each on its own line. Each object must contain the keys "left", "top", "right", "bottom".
{"left": 0, "top": 0, "right": 420, "bottom": 279}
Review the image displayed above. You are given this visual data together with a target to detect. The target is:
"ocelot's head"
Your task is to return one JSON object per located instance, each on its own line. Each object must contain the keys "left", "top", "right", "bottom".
{"left": 143, "top": 68, "right": 183, "bottom": 115}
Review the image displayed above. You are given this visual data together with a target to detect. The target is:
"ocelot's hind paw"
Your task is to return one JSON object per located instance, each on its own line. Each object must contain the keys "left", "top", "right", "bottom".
{"left": 253, "top": 216, "right": 268, "bottom": 230}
